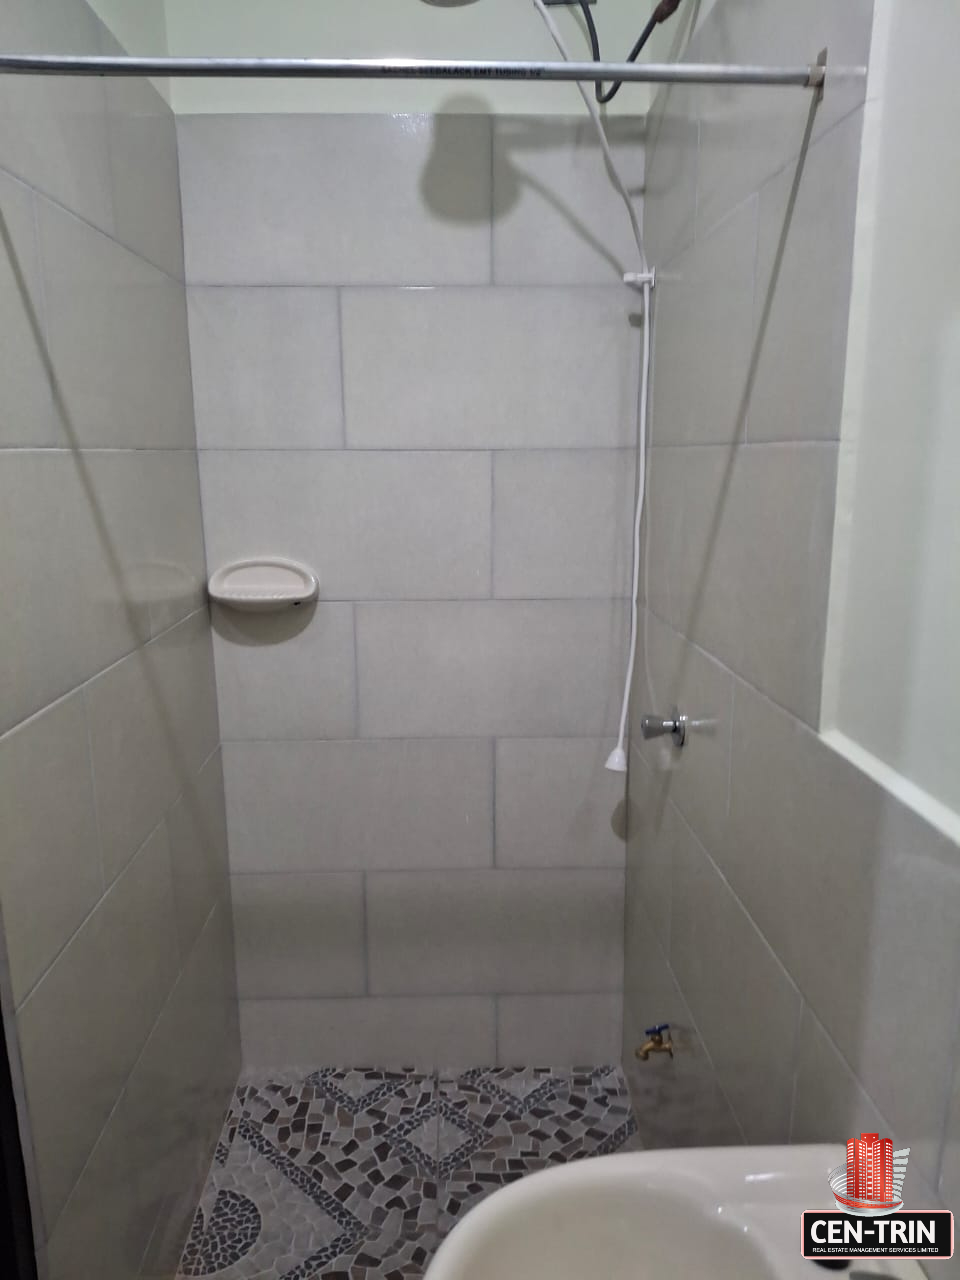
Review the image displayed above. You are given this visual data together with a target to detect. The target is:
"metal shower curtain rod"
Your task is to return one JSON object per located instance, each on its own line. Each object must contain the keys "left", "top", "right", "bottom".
{"left": 0, "top": 53, "right": 828, "bottom": 89}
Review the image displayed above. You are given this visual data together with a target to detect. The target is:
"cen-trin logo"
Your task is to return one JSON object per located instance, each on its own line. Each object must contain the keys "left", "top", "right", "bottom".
{"left": 801, "top": 1132, "right": 954, "bottom": 1260}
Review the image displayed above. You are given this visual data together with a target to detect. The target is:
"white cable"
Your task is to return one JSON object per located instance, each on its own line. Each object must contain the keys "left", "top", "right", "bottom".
{"left": 532, "top": 0, "right": 647, "bottom": 272}
{"left": 532, "top": 0, "right": 651, "bottom": 773}
{"left": 608, "top": 277, "right": 652, "bottom": 770}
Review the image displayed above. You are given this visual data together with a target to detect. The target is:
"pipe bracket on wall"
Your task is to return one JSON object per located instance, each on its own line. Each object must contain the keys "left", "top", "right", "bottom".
{"left": 208, "top": 558, "right": 319, "bottom": 613}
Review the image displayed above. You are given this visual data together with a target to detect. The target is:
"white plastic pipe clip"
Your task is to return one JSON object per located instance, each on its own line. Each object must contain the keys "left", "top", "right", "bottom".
{"left": 623, "top": 270, "right": 656, "bottom": 289}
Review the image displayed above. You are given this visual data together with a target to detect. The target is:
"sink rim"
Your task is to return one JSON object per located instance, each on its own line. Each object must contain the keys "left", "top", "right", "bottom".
{"left": 426, "top": 1144, "right": 927, "bottom": 1280}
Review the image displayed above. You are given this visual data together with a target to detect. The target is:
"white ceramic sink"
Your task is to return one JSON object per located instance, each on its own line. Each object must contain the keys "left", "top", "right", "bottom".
{"left": 426, "top": 1145, "right": 925, "bottom": 1280}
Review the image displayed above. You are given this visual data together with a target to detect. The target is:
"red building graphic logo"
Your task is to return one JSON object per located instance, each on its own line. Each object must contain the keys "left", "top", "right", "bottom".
{"left": 848, "top": 1133, "right": 894, "bottom": 1201}
{"left": 828, "top": 1133, "right": 910, "bottom": 1215}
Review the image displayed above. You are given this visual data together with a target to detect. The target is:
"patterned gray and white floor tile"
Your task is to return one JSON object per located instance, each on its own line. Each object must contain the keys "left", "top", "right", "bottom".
{"left": 177, "top": 1066, "right": 637, "bottom": 1280}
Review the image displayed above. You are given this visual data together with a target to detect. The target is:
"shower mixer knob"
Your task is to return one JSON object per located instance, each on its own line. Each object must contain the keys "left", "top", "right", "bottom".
{"left": 639, "top": 710, "right": 687, "bottom": 749}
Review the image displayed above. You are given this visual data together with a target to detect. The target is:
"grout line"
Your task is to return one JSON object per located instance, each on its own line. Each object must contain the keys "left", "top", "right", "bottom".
{"left": 335, "top": 286, "right": 348, "bottom": 448}
{"left": 331, "top": 595, "right": 633, "bottom": 605}
{"left": 0, "top": 445, "right": 209, "bottom": 454}
{"left": 646, "top": 438, "right": 839, "bottom": 452}
{"left": 670, "top": 797, "right": 802, "bottom": 1004}
{"left": 0, "top": 158, "right": 186, "bottom": 286}
{"left": 488, "top": 115, "right": 496, "bottom": 286}
{"left": 488, "top": 450, "right": 496, "bottom": 598}
{"left": 490, "top": 737, "right": 498, "bottom": 868}
{"left": 192, "top": 445, "right": 640, "bottom": 456}
{"left": 80, "top": 685, "right": 107, "bottom": 897}
{"left": 0, "top": 605, "right": 209, "bottom": 748}
{"left": 13, "top": 734, "right": 223, "bottom": 1014}
{"left": 351, "top": 604, "right": 361, "bottom": 737}
{"left": 725, "top": 675, "right": 735, "bottom": 819}
{"left": 182, "top": 279, "right": 634, "bottom": 292}
{"left": 229, "top": 867, "right": 623, "bottom": 878}
{"left": 236, "top": 989, "right": 623, "bottom": 1003}
{"left": 644, "top": 600, "right": 825, "bottom": 732}
{"left": 47, "top": 897, "right": 223, "bottom": 1249}
{"left": 786, "top": 997, "right": 805, "bottom": 1141}
{"left": 222, "top": 733, "right": 624, "bottom": 747}
{"left": 14, "top": 810, "right": 168, "bottom": 1014}
{"left": 361, "top": 872, "right": 370, "bottom": 996}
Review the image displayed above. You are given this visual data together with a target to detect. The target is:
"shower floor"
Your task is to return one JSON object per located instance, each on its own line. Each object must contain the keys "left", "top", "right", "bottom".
{"left": 176, "top": 1066, "right": 637, "bottom": 1279}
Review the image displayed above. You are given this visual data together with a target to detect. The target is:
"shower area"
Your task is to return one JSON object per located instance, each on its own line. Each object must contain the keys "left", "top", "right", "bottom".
{"left": 3, "top": 0, "right": 960, "bottom": 1278}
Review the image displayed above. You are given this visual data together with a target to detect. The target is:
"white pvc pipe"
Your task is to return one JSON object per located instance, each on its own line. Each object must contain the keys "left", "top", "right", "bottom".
{"left": 531, "top": 0, "right": 651, "bottom": 774}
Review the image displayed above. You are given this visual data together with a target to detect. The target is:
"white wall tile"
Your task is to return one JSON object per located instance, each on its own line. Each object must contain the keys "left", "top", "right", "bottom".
{"left": 495, "top": 738, "right": 625, "bottom": 869}
{"left": 341, "top": 286, "right": 639, "bottom": 449}
{"left": 357, "top": 600, "right": 628, "bottom": 738}
{"left": 646, "top": 443, "right": 837, "bottom": 726}
{"left": 726, "top": 682, "right": 960, "bottom": 1185}
{"left": 651, "top": 196, "right": 758, "bottom": 446}
{"left": 366, "top": 870, "right": 624, "bottom": 996}
{"left": 669, "top": 821, "right": 801, "bottom": 1143}
{"left": 224, "top": 739, "right": 492, "bottom": 874}
{"left": 790, "top": 1005, "right": 889, "bottom": 1146}
{"left": 232, "top": 872, "right": 365, "bottom": 999}
{"left": 749, "top": 111, "right": 864, "bottom": 441}
{"left": 0, "top": 453, "right": 132, "bottom": 733}
{"left": 622, "top": 896, "right": 743, "bottom": 1148}
{"left": 100, "top": 37, "right": 185, "bottom": 279}
{"left": 85, "top": 612, "right": 219, "bottom": 884}
{"left": 166, "top": 748, "right": 230, "bottom": 958}
{"left": 0, "top": 170, "right": 56, "bottom": 447}
{"left": 0, "top": 457, "right": 207, "bottom": 744}
{"left": 940, "top": 1057, "right": 960, "bottom": 1217}
{"left": 239, "top": 996, "right": 496, "bottom": 1074}
{"left": 0, "top": 0, "right": 114, "bottom": 234}
{"left": 492, "top": 116, "right": 644, "bottom": 285}
{"left": 85, "top": 449, "right": 208, "bottom": 641}
{"left": 624, "top": 756, "right": 678, "bottom": 954}
{"left": 493, "top": 451, "right": 635, "bottom": 599}
{"left": 497, "top": 994, "right": 622, "bottom": 1066}
{"left": 188, "top": 287, "right": 343, "bottom": 449}
{"left": 46, "top": 903, "right": 238, "bottom": 1280}
{"left": 641, "top": 84, "right": 699, "bottom": 268}
{"left": 178, "top": 114, "right": 492, "bottom": 285}
{"left": 0, "top": 694, "right": 102, "bottom": 1007}
{"left": 120, "top": 901, "right": 239, "bottom": 1279}
{"left": 200, "top": 450, "right": 491, "bottom": 601}
{"left": 44, "top": 1060, "right": 144, "bottom": 1280}
{"left": 693, "top": 0, "right": 873, "bottom": 237}
{"left": 0, "top": 454, "right": 97, "bottom": 730}
{"left": 16, "top": 822, "right": 179, "bottom": 1231}
{"left": 37, "top": 198, "right": 195, "bottom": 449}
{"left": 629, "top": 609, "right": 733, "bottom": 851}
{"left": 212, "top": 604, "right": 357, "bottom": 742}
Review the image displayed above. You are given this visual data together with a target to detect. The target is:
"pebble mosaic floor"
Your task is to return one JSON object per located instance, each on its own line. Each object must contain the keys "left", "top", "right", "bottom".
{"left": 176, "top": 1066, "right": 638, "bottom": 1280}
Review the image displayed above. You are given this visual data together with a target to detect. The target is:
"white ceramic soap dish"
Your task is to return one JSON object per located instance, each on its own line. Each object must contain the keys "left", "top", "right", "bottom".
{"left": 208, "top": 558, "right": 319, "bottom": 613}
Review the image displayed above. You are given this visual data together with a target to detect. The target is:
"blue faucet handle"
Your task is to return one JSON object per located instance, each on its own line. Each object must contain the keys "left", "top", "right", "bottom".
{"left": 644, "top": 1023, "right": 670, "bottom": 1037}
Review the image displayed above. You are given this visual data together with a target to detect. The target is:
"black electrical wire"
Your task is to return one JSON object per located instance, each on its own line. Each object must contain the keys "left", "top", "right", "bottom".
{"left": 578, "top": 0, "right": 680, "bottom": 106}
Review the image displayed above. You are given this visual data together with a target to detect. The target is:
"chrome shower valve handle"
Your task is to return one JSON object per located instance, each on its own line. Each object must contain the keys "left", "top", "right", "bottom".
{"left": 639, "top": 709, "right": 687, "bottom": 749}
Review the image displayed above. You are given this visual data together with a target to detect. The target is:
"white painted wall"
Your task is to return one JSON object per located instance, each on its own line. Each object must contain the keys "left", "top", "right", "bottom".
{"left": 823, "top": 0, "right": 960, "bottom": 830}
{"left": 87, "top": 0, "right": 170, "bottom": 100}
{"left": 88, "top": 0, "right": 168, "bottom": 55}
{"left": 161, "top": 0, "right": 672, "bottom": 115}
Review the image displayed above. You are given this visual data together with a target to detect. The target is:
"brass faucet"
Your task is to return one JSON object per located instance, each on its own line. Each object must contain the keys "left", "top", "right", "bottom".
{"left": 636, "top": 1023, "right": 673, "bottom": 1061}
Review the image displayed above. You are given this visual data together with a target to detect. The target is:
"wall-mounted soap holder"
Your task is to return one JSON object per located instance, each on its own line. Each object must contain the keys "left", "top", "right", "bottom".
{"left": 208, "top": 558, "right": 319, "bottom": 614}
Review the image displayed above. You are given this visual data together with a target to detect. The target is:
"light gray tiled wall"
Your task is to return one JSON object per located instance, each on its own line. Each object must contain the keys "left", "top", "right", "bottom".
{"left": 0, "top": 2, "right": 239, "bottom": 1276}
{"left": 179, "top": 111, "right": 645, "bottom": 1072}
{"left": 625, "top": 0, "right": 960, "bottom": 1232}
